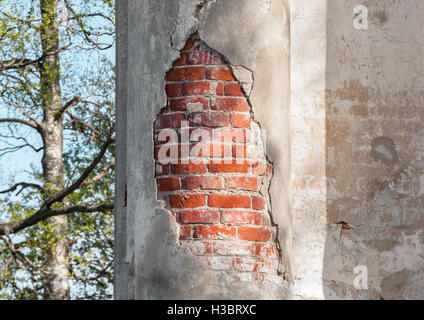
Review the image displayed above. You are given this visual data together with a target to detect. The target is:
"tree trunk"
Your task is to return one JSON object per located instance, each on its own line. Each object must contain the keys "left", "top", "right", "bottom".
{"left": 39, "top": 0, "right": 69, "bottom": 300}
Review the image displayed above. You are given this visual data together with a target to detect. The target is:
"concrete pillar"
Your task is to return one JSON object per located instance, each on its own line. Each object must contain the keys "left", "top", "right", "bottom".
{"left": 115, "top": 0, "right": 291, "bottom": 300}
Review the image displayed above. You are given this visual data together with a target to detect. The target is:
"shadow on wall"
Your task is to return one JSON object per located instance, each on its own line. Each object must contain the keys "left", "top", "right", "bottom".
{"left": 323, "top": 0, "right": 424, "bottom": 299}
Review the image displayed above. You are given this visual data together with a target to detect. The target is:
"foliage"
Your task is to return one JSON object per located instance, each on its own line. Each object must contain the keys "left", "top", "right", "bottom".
{"left": 0, "top": 0, "right": 115, "bottom": 299}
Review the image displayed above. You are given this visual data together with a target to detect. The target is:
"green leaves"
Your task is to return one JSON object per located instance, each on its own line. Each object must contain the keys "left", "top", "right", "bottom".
{"left": 0, "top": 0, "right": 115, "bottom": 300}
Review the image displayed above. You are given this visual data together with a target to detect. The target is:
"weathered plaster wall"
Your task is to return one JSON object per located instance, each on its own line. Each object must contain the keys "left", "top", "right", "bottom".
{"left": 290, "top": 0, "right": 327, "bottom": 299}
{"left": 291, "top": 0, "right": 424, "bottom": 299}
{"left": 115, "top": 0, "right": 291, "bottom": 300}
{"left": 117, "top": 0, "right": 424, "bottom": 300}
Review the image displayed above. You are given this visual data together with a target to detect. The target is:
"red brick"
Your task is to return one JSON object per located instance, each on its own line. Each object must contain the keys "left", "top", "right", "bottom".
{"left": 234, "top": 257, "right": 256, "bottom": 272}
{"left": 154, "top": 113, "right": 185, "bottom": 129}
{"left": 171, "top": 162, "right": 207, "bottom": 174}
{"left": 226, "top": 177, "right": 259, "bottom": 191}
{"left": 165, "top": 83, "right": 181, "bottom": 97}
{"left": 155, "top": 164, "right": 169, "bottom": 177}
{"left": 261, "top": 214, "right": 271, "bottom": 226}
{"left": 165, "top": 66, "right": 205, "bottom": 81}
{"left": 156, "top": 177, "right": 181, "bottom": 191}
{"left": 208, "top": 194, "right": 251, "bottom": 208}
{"left": 221, "top": 211, "right": 261, "bottom": 225}
{"left": 213, "top": 241, "right": 255, "bottom": 256}
{"left": 206, "top": 67, "right": 234, "bottom": 80}
{"left": 252, "top": 196, "right": 265, "bottom": 210}
{"left": 180, "top": 240, "right": 213, "bottom": 255}
{"left": 193, "top": 225, "right": 237, "bottom": 240}
{"left": 208, "top": 161, "right": 250, "bottom": 173}
{"left": 213, "top": 128, "right": 247, "bottom": 143}
{"left": 182, "top": 36, "right": 200, "bottom": 51}
{"left": 154, "top": 129, "right": 179, "bottom": 146}
{"left": 252, "top": 161, "right": 267, "bottom": 176}
{"left": 169, "top": 194, "right": 206, "bottom": 208}
{"left": 255, "top": 243, "right": 278, "bottom": 259}
{"left": 154, "top": 145, "right": 180, "bottom": 162}
{"left": 232, "top": 144, "right": 247, "bottom": 159}
{"left": 181, "top": 81, "right": 224, "bottom": 96}
{"left": 254, "top": 258, "right": 272, "bottom": 273}
{"left": 186, "top": 51, "right": 224, "bottom": 65}
{"left": 224, "top": 83, "right": 244, "bottom": 96}
{"left": 211, "top": 98, "right": 249, "bottom": 112}
{"left": 172, "top": 54, "right": 186, "bottom": 67}
{"left": 179, "top": 225, "right": 192, "bottom": 239}
{"left": 178, "top": 210, "right": 220, "bottom": 224}
{"left": 231, "top": 113, "right": 252, "bottom": 128}
{"left": 190, "top": 142, "right": 231, "bottom": 158}
{"left": 238, "top": 226, "right": 270, "bottom": 242}
{"left": 169, "top": 97, "right": 209, "bottom": 112}
{"left": 189, "top": 112, "right": 229, "bottom": 127}
{"left": 181, "top": 176, "right": 223, "bottom": 190}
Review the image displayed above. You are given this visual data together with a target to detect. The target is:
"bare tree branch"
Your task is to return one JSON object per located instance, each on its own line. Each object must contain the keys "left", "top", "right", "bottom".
{"left": 0, "top": 202, "right": 114, "bottom": 236}
{"left": 54, "top": 95, "right": 80, "bottom": 120}
{"left": 81, "top": 157, "right": 115, "bottom": 186}
{"left": 42, "top": 134, "right": 115, "bottom": 210}
{"left": 0, "top": 118, "right": 39, "bottom": 130}
{"left": 0, "top": 182, "right": 43, "bottom": 195}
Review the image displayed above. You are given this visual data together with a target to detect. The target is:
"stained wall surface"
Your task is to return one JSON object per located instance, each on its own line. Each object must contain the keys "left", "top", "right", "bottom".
{"left": 115, "top": 0, "right": 291, "bottom": 300}
{"left": 116, "top": 0, "right": 424, "bottom": 300}
{"left": 291, "top": 0, "right": 424, "bottom": 299}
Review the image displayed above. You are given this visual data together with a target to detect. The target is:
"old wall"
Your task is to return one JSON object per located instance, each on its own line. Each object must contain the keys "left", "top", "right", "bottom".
{"left": 115, "top": 0, "right": 291, "bottom": 300}
{"left": 291, "top": 0, "right": 424, "bottom": 299}
{"left": 116, "top": 0, "right": 424, "bottom": 300}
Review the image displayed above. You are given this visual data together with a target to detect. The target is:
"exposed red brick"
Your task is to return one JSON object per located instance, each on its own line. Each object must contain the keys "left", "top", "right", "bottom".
{"left": 165, "top": 66, "right": 205, "bottom": 81}
{"left": 181, "top": 81, "right": 224, "bottom": 96}
{"left": 156, "top": 177, "right": 181, "bottom": 191}
{"left": 211, "top": 98, "right": 249, "bottom": 112}
{"left": 206, "top": 67, "right": 234, "bottom": 81}
{"left": 189, "top": 112, "right": 229, "bottom": 127}
{"left": 208, "top": 194, "right": 251, "bottom": 208}
{"left": 165, "top": 83, "right": 181, "bottom": 97}
{"left": 208, "top": 161, "right": 250, "bottom": 173}
{"left": 169, "top": 97, "right": 209, "bottom": 111}
{"left": 253, "top": 258, "right": 272, "bottom": 273}
{"left": 172, "top": 54, "right": 186, "bottom": 67}
{"left": 232, "top": 144, "right": 247, "bottom": 159}
{"left": 231, "top": 113, "right": 252, "bottom": 128}
{"left": 178, "top": 210, "right": 220, "bottom": 224}
{"left": 224, "top": 83, "right": 244, "bottom": 96}
{"left": 179, "top": 225, "right": 192, "bottom": 240}
{"left": 182, "top": 36, "right": 200, "bottom": 51}
{"left": 234, "top": 257, "right": 256, "bottom": 272}
{"left": 155, "top": 34, "right": 278, "bottom": 277}
{"left": 181, "top": 176, "right": 223, "bottom": 190}
{"left": 186, "top": 51, "right": 224, "bottom": 65}
{"left": 169, "top": 194, "right": 206, "bottom": 208}
{"left": 221, "top": 210, "right": 261, "bottom": 225}
{"left": 255, "top": 243, "right": 278, "bottom": 259}
{"left": 225, "top": 177, "right": 259, "bottom": 191}
{"left": 154, "top": 113, "right": 185, "bottom": 129}
{"left": 238, "top": 226, "right": 271, "bottom": 242}
{"left": 252, "top": 196, "right": 265, "bottom": 210}
{"left": 213, "top": 128, "right": 247, "bottom": 143}
{"left": 171, "top": 162, "right": 207, "bottom": 174}
{"left": 193, "top": 225, "right": 237, "bottom": 240}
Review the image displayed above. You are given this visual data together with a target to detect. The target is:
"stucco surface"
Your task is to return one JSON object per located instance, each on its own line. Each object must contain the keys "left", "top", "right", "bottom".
{"left": 115, "top": 0, "right": 291, "bottom": 300}
{"left": 116, "top": 0, "right": 424, "bottom": 300}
